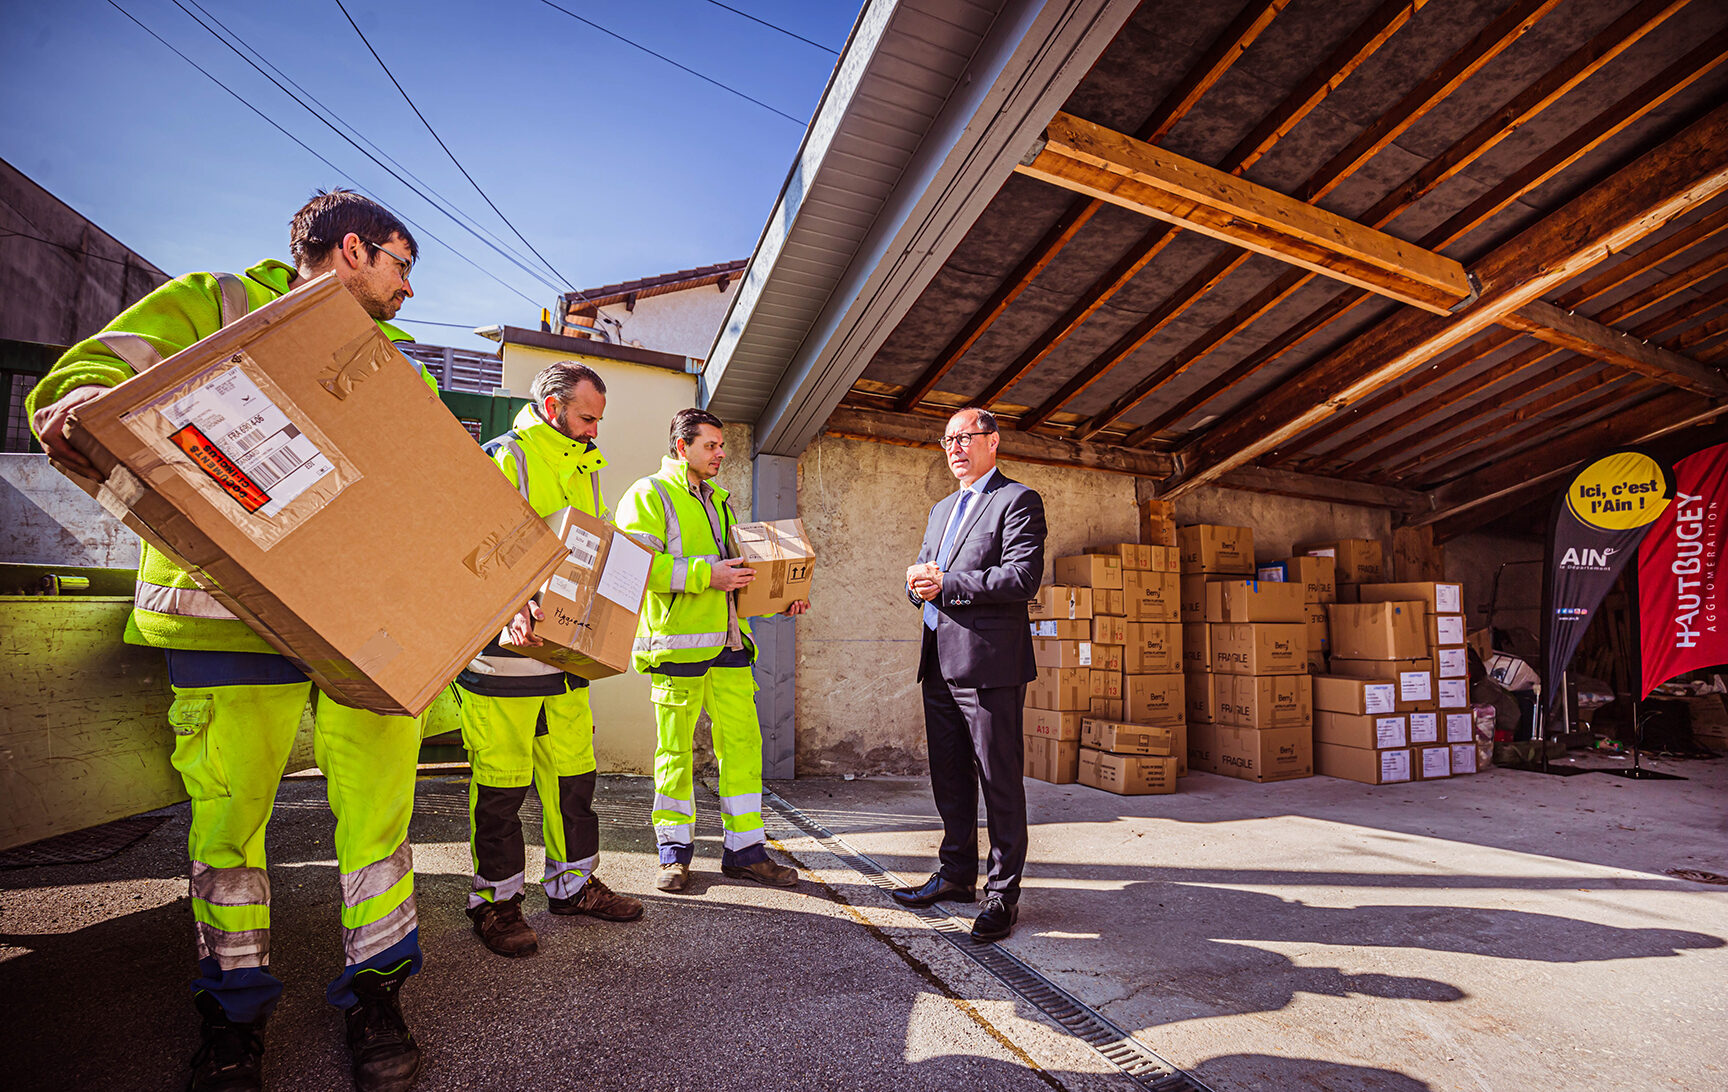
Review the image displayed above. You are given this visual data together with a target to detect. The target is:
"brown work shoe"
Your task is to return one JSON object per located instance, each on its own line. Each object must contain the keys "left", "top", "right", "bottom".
{"left": 655, "top": 861, "right": 691, "bottom": 893}
{"left": 548, "top": 876, "right": 644, "bottom": 921}
{"left": 466, "top": 894, "right": 538, "bottom": 957}
{"left": 722, "top": 858, "right": 798, "bottom": 887}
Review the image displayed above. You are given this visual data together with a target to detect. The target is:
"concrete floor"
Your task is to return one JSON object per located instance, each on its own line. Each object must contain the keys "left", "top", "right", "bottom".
{"left": 2, "top": 753, "right": 1724, "bottom": 1091}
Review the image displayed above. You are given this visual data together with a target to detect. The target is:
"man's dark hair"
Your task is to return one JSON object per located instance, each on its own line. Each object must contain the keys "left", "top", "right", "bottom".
{"left": 669, "top": 408, "right": 725, "bottom": 455}
{"left": 289, "top": 188, "right": 418, "bottom": 270}
{"left": 530, "top": 361, "right": 606, "bottom": 411}
{"left": 954, "top": 406, "right": 999, "bottom": 433}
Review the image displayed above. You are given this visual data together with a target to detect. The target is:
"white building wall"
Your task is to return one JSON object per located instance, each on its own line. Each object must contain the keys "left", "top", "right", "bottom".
{"left": 593, "top": 282, "right": 739, "bottom": 360}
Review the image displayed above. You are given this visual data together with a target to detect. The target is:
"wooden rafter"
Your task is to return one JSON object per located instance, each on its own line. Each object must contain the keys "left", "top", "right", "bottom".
{"left": 1166, "top": 101, "right": 1728, "bottom": 497}
{"left": 1201, "top": 464, "right": 1432, "bottom": 516}
{"left": 1500, "top": 301, "right": 1728, "bottom": 397}
{"left": 823, "top": 405, "right": 1174, "bottom": 478}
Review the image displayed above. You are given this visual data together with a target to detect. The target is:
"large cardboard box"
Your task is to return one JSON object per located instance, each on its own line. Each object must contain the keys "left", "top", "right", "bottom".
{"left": 1313, "top": 674, "right": 1400, "bottom": 716}
{"left": 1327, "top": 601, "right": 1426, "bottom": 660}
{"left": 1329, "top": 658, "right": 1437, "bottom": 711}
{"left": 1091, "top": 614, "right": 1129, "bottom": 645}
{"left": 1407, "top": 711, "right": 1440, "bottom": 745}
{"left": 1186, "top": 721, "right": 1218, "bottom": 773}
{"left": 1029, "top": 584, "right": 1093, "bottom": 620}
{"left": 1124, "top": 672, "right": 1184, "bottom": 725}
{"left": 1257, "top": 556, "right": 1337, "bottom": 602}
{"left": 1215, "top": 579, "right": 1307, "bottom": 623}
{"left": 59, "top": 274, "right": 567, "bottom": 715}
{"left": 1054, "top": 553, "right": 1123, "bottom": 589}
{"left": 1359, "top": 581, "right": 1463, "bottom": 615}
{"left": 1082, "top": 718, "right": 1175, "bottom": 755}
{"left": 517, "top": 506, "right": 653, "bottom": 679}
{"left": 1210, "top": 622, "right": 1307, "bottom": 676}
{"left": 732, "top": 518, "right": 814, "bottom": 618}
{"left": 1295, "top": 538, "right": 1383, "bottom": 583}
{"left": 1215, "top": 725, "right": 1312, "bottom": 782}
{"left": 1124, "top": 569, "right": 1181, "bottom": 621}
{"left": 1179, "top": 524, "right": 1255, "bottom": 574}
{"left": 1086, "top": 543, "right": 1150, "bottom": 570}
{"left": 1315, "top": 711, "right": 1408, "bottom": 749}
{"left": 1181, "top": 622, "right": 1211, "bottom": 672}
{"left": 1026, "top": 667, "right": 1089, "bottom": 711}
{"left": 1096, "top": 588, "right": 1127, "bottom": 616}
{"left": 1033, "top": 639, "right": 1097, "bottom": 669}
{"left": 1024, "top": 734, "right": 1080, "bottom": 784}
{"left": 1315, "top": 743, "right": 1412, "bottom": 784}
{"left": 1125, "top": 622, "right": 1182, "bottom": 673}
{"left": 1215, "top": 673, "right": 1312, "bottom": 729}
{"left": 1030, "top": 618, "right": 1091, "bottom": 640}
{"left": 1428, "top": 613, "right": 1467, "bottom": 648}
{"left": 1416, "top": 745, "right": 1452, "bottom": 780}
{"left": 1079, "top": 748, "right": 1177, "bottom": 795}
{"left": 1024, "top": 707, "right": 1084, "bottom": 741}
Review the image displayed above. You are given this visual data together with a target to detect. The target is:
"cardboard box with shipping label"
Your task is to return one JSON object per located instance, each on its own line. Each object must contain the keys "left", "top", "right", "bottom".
{"left": 1450, "top": 743, "right": 1479, "bottom": 775}
{"left": 1327, "top": 601, "right": 1426, "bottom": 660}
{"left": 1033, "top": 639, "right": 1095, "bottom": 670}
{"left": 1029, "top": 585, "right": 1093, "bottom": 621}
{"left": 1024, "top": 734, "right": 1080, "bottom": 784}
{"left": 60, "top": 273, "right": 566, "bottom": 715}
{"left": 1079, "top": 748, "right": 1178, "bottom": 795}
{"left": 1024, "top": 707, "right": 1085, "bottom": 741}
{"left": 1026, "top": 667, "right": 1089, "bottom": 711}
{"left": 1124, "top": 672, "right": 1184, "bottom": 725}
{"left": 1407, "top": 711, "right": 1439, "bottom": 745}
{"left": 1329, "top": 658, "right": 1437, "bottom": 710}
{"left": 1436, "top": 646, "right": 1468, "bottom": 679}
{"left": 1437, "top": 677, "right": 1470, "bottom": 709}
{"left": 1082, "top": 719, "right": 1175, "bottom": 755}
{"left": 1215, "top": 725, "right": 1313, "bottom": 782}
{"left": 1313, "top": 674, "right": 1399, "bottom": 716}
{"left": 732, "top": 518, "right": 814, "bottom": 618}
{"left": 1031, "top": 618, "right": 1091, "bottom": 640}
{"left": 1178, "top": 524, "right": 1255, "bottom": 574}
{"left": 518, "top": 506, "right": 653, "bottom": 680}
{"left": 1315, "top": 743, "right": 1412, "bottom": 784}
{"left": 1124, "top": 569, "right": 1181, "bottom": 621}
{"left": 1428, "top": 613, "right": 1467, "bottom": 647}
{"left": 1358, "top": 581, "right": 1463, "bottom": 615}
{"left": 1416, "top": 745, "right": 1452, "bottom": 780}
{"left": 1210, "top": 622, "right": 1307, "bottom": 676}
{"left": 1215, "top": 673, "right": 1312, "bottom": 729}
{"left": 1444, "top": 711, "right": 1474, "bottom": 743}
{"left": 1294, "top": 538, "right": 1383, "bottom": 583}
{"left": 1315, "top": 711, "right": 1407, "bottom": 749}
{"left": 1054, "top": 553, "right": 1123, "bottom": 589}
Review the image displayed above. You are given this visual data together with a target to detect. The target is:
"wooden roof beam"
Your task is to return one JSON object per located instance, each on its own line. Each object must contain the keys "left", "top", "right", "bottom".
{"left": 1165, "top": 101, "right": 1728, "bottom": 498}
{"left": 823, "top": 404, "right": 1174, "bottom": 478}
{"left": 1499, "top": 301, "right": 1728, "bottom": 397}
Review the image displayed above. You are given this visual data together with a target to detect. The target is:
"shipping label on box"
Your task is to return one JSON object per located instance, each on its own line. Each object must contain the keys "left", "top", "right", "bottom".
{"left": 520, "top": 507, "right": 654, "bottom": 680}
{"left": 1429, "top": 613, "right": 1466, "bottom": 647}
{"left": 1124, "top": 672, "right": 1184, "bottom": 725}
{"left": 1437, "top": 677, "right": 1470, "bottom": 709}
{"left": 1295, "top": 538, "right": 1383, "bottom": 583}
{"left": 1444, "top": 711, "right": 1474, "bottom": 743}
{"left": 732, "top": 518, "right": 814, "bottom": 618}
{"left": 1210, "top": 622, "right": 1307, "bottom": 676}
{"left": 1216, "top": 725, "right": 1312, "bottom": 783}
{"left": 1407, "top": 711, "right": 1439, "bottom": 745}
{"left": 1217, "top": 579, "right": 1307, "bottom": 623}
{"left": 1327, "top": 601, "right": 1426, "bottom": 660}
{"left": 1054, "top": 553, "right": 1123, "bottom": 589}
{"left": 1124, "top": 569, "right": 1181, "bottom": 621}
{"left": 1086, "top": 543, "right": 1151, "bottom": 570}
{"left": 1096, "top": 588, "right": 1127, "bottom": 616}
{"left": 1034, "top": 639, "right": 1094, "bottom": 669}
{"left": 1178, "top": 524, "right": 1255, "bottom": 574}
{"left": 1449, "top": 742, "right": 1478, "bottom": 775}
{"left": 1182, "top": 622, "right": 1211, "bottom": 670}
{"left": 1026, "top": 666, "right": 1089, "bottom": 711}
{"left": 1029, "top": 585, "right": 1093, "bottom": 620}
{"left": 1185, "top": 670, "right": 1216, "bottom": 723}
{"left": 1436, "top": 647, "right": 1468, "bottom": 678}
{"left": 1313, "top": 674, "right": 1398, "bottom": 716}
{"left": 1125, "top": 622, "right": 1182, "bottom": 673}
{"left": 1091, "top": 669, "right": 1124, "bottom": 700}
{"left": 1024, "top": 707, "right": 1085, "bottom": 741}
{"left": 1316, "top": 743, "right": 1411, "bottom": 784}
{"left": 1416, "top": 745, "right": 1452, "bottom": 780}
{"left": 1082, "top": 718, "right": 1175, "bottom": 755}
{"left": 1216, "top": 673, "right": 1312, "bottom": 729}
{"left": 62, "top": 274, "right": 568, "bottom": 715}
{"left": 1360, "top": 581, "right": 1463, "bottom": 615}
{"left": 1315, "top": 711, "right": 1407, "bottom": 749}
{"left": 1092, "top": 615, "right": 1129, "bottom": 645}
{"left": 1031, "top": 618, "right": 1091, "bottom": 640}
{"left": 1024, "top": 735, "right": 1080, "bottom": 784}
{"left": 1089, "top": 696, "right": 1125, "bottom": 720}
{"left": 1079, "top": 748, "right": 1178, "bottom": 794}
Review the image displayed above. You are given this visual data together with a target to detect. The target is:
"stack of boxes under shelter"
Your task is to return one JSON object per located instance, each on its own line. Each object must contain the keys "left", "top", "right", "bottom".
{"left": 1361, "top": 582, "right": 1477, "bottom": 778}
{"left": 1024, "top": 583, "right": 1094, "bottom": 784}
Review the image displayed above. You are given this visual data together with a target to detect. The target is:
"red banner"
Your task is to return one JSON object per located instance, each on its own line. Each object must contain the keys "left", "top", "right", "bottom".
{"left": 1639, "top": 441, "right": 1728, "bottom": 696}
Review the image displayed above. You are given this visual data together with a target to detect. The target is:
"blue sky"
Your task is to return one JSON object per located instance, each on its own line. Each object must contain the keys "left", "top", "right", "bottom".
{"left": 1, "top": 0, "right": 859, "bottom": 351}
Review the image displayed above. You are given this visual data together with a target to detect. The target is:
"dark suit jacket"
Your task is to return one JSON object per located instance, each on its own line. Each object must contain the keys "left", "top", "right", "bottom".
{"left": 910, "top": 468, "right": 1047, "bottom": 689}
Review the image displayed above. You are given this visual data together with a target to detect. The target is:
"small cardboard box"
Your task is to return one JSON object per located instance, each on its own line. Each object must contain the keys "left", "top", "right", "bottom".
{"left": 1313, "top": 674, "right": 1400, "bottom": 716}
{"left": 1026, "top": 666, "right": 1089, "bottom": 711}
{"left": 1215, "top": 579, "right": 1308, "bottom": 623}
{"left": 1327, "top": 601, "right": 1426, "bottom": 660}
{"left": 1079, "top": 748, "right": 1177, "bottom": 795}
{"left": 1329, "top": 658, "right": 1437, "bottom": 711}
{"left": 1210, "top": 623, "right": 1307, "bottom": 676}
{"left": 1091, "top": 615, "right": 1129, "bottom": 645}
{"left": 59, "top": 273, "right": 567, "bottom": 715}
{"left": 1416, "top": 744, "right": 1452, "bottom": 780}
{"left": 1033, "top": 639, "right": 1096, "bottom": 670}
{"left": 1086, "top": 543, "right": 1150, "bottom": 570}
{"left": 1096, "top": 588, "right": 1127, "bottom": 616}
{"left": 1089, "top": 696, "right": 1125, "bottom": 720}
{"left": 1407, "top": 711, "right": 1440, "bottom": 745}
{"left": 1179, "top": 524, "right": 1255, "bottom": 574}
{"left": 1257, "top": 556, "right": 1337, "bottom": 602}
{"left": 1024, "top": 707, "right": 1084, "bottom": 741}
{"left": 1024, "top": 734, "right": 1080, "bottom": 784}
{"left": 1295, "top": 538, "right": 1383, "bottom": 583}
{"left": 1029, "top": 585, "right": 1093, "bottom": 621}
{"left": 1428, "top": 613, "right": 1467, "bottom": 648}
{"left": 1139, "top": 499, "right": 1178, "bottom": 546}
{"left": 1436, "top": 646, "right": 1468, "bottom": 679}
{"left": 1315, "top": 743, "right": 1412, "bottom": 784}
{"left": 1185, "top": 670, "right": 1217, "bottom": 723}
{"left": 1449, "top": 742, "right": 1479, "bottom": 775}
{"left": 518, "top": 506, "right": 653, "bottom": 680}
{"left": 1359, "top": 581, "right": 1463, "bottom": 616}
{"left": 1124, "top": 569, "right": 1181, "bottom": 621}
{"left": 1148, "top": 544, "right": 1181, "bottom": 572}
{"left": 1030, "top": 618, "right": 1091, "bottom": 640}
{"left": 1124, "top": 672, "right": 1185, "bottom": 725}
{"left": 1125, "top": 622, "right": 1183, "bottom": 673}
{"left": 1091, "top": 669, "right": 1123, "bottom": 700}
{"left": 732, "top": 518, "right": 814, "bottom": 618}
{"left": 1215, "top": 725, "right": 1313, "bottom": 782}
{"left": 1444, "top": 711, "right": 1474, "bottom": 744}
{"left": 1437, "top": 676, "right": 1470, "bottom": 710}
{"left": 1054, "top": 553, "right": 1123, "bottom": 589}
{"left": 1315, "top": 711, "right": 1407, "bottom": 749}
{"left": 1082, "top": 718, "right": 1176, "bottom": 755}
{"left": 1215, "top": 673, "right": 1312, "bottom": 729}
{"left": 1181, "top": 622, "right": 1211, "bottom": 671}
{"left": 1187, "top": 721, "right": 1218, "bottom": 773}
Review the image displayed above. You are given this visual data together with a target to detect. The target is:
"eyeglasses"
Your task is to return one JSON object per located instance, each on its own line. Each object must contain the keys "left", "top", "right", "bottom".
{"left": 939, "top": 430, "right": 993, "bottom": 451}
{"left": 367, "top": 241, "right": 414, "bottom": 280}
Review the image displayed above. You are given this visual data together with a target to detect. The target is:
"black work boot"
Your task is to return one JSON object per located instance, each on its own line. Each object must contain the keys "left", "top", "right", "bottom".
{"left": 343, "top": 961, "right": 421, "bottom": 1092}
{"left": 189, "top": 990, "right": 265, "bottom": 1091}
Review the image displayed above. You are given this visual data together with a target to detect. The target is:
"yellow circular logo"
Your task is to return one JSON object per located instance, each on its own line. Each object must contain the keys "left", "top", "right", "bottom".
{"left": 1566, "top": 452, "right": 1670, "bottom": 530}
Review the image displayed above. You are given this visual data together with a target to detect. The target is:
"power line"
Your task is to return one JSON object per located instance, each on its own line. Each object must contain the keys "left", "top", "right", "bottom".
{"left": 536, "top": 0, "right": 806, "bottom": 126}
{"left": 333, "top": 0, "right": 580, "bottom": 296}
{"left": 701, "top": 0, "right": 838, "bottom": 55}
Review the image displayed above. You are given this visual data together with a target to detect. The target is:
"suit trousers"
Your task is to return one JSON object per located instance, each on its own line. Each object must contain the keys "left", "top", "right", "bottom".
{"left": 919, "top": 630, "right": 1028, "bottom": 901}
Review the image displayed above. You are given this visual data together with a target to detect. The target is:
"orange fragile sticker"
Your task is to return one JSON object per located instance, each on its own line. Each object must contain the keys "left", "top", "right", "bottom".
{"left": 170, "top": 422, "right": 270, "bottom": 512}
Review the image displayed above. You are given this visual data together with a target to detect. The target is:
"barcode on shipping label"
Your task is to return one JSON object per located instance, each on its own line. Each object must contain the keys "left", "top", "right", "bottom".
{"left": 161, "top": 363, "right": 333, "bottom": 517}
{"left": 564, "top": 525, "right": 602, "bottom": 570}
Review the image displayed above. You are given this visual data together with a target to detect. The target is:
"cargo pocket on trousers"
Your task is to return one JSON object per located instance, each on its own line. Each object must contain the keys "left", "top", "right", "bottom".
{"left": 649, "top": 679, "right": 682, "bottom": 708}
{"left": 167, "top": 693, "right": 230, "bottom": 801}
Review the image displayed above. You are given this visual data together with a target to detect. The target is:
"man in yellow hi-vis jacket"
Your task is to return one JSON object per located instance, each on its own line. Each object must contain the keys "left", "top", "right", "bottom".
{"left": 613, "top": 409, "right": 808, "bottom": 893}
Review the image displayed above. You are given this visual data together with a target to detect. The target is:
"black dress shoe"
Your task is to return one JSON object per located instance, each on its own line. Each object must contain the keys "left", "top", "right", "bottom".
{"left": 890, "top": 873, "right": 976, "bottom": 908}
{"left": 970, "top": 895, "right": 1018, "bottom": 942}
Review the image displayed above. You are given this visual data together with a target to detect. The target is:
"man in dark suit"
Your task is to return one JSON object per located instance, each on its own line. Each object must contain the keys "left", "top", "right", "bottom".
{"left": 894, "top": 407, "right": 1046, "bottom": 942}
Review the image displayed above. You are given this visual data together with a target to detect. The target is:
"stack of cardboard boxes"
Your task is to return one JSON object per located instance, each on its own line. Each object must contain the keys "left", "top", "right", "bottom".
{"left": 1294, "top": 538, "right": 1383, "bottom": 605}
{"left": 1194, "top": 577, "right": 1314, "bottom": 782}
{"left": 1024, "top": 583, "right": 1094, "bottom": 784}
{"left": 1360, "top": 582, "right": 1476, "bottom": 778}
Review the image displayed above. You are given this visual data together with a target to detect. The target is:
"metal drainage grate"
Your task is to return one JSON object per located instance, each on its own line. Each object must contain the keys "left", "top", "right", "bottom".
{"left": 0, "top": 815, "right": 169, "bottom": 869}
{"left": 765, "top": 790, "right": 1212, "bottom": 1092}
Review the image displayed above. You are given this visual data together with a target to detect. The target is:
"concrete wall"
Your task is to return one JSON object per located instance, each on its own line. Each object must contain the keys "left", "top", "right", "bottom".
{"left": 0, "top": 453, "right": 138, "bottom": 566}
{"left": 595, "top": 282, "right": 739, "bottom": 361}
{"left": 1168, "top": 488, "right": 1391, "bottom": 563}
